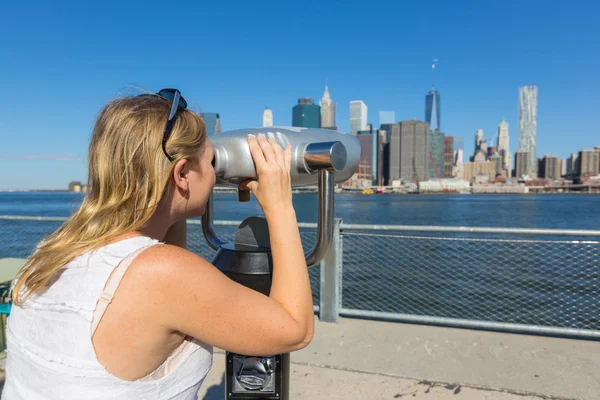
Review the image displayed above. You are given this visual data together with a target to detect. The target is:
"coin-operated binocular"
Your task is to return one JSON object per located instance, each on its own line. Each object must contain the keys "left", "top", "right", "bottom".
{"left": 202, "top": 127, "right": 360, "bottom": 399}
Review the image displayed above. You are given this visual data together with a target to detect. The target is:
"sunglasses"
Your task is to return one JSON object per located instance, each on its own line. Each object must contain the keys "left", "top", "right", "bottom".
{"left": 157, "top": 88, "right": 188, "bottom": 162}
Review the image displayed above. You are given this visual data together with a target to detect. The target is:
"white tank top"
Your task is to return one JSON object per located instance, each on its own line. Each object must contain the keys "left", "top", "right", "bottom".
{"left": 2, "top": 236, "right": 213, "bottom": 400}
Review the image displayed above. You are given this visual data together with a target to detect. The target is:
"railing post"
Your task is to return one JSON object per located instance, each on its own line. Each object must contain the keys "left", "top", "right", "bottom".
{"left": 319, "top": 218, "right": 342, "bottom": 323}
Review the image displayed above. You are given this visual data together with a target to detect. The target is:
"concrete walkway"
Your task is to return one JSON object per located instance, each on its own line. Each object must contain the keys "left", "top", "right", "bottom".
{"left": 199, "top": 317, "right": 599, "bottom": 400}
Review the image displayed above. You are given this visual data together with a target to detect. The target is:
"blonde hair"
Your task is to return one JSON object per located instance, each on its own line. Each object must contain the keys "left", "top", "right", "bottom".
{"left": 12, "top": 93, "right": 208, "bottom": 305}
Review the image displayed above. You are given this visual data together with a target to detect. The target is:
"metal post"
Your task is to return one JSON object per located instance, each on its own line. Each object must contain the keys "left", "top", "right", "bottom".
{"left": 319, "top": 218, "right": 342, "bottom": 323}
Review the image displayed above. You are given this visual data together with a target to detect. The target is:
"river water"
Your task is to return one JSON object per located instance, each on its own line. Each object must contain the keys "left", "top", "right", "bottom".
{"left": 1, "top": 192, "right": 599, "bottom": 331}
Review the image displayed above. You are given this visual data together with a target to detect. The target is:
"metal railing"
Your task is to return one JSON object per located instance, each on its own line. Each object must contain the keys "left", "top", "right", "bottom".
{"left": 2, "top": 215, "right": 600, "bottom": 340}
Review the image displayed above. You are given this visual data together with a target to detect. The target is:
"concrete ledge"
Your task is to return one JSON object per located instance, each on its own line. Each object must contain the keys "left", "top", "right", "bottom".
{"left": 199, "top": 317, "right": 599, "bottom": 399}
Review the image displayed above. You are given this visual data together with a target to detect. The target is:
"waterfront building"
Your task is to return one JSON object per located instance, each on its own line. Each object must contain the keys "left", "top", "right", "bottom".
{"left": 350, "top": 101, "right": 367, "bottom": 134}
{"left": 399, "top": 120, "right": 430, "bottom": 182}
{"left": 566, "top": 153, "right": 578, "bottom": 176}
{"left": 292, "top": 98, "right": 321, "bottom": 128}
{"left": 428, "top": 130, "right": 445, "bottom": 179}
{"left": 200, "top": 112, "right": 221, "bottom": 135}
{"left": 381, "top": 123, "right": 400, "bottom": 184}
{"left": 262, "top": 107, "right": 273, "bottom": 127}
{"left": 577, "top": 149, "right": 599, "bottom": 177}
{"left": 320, "top": 86, "right": 336, "bottom": 129}
{"left": 497, "top": 118, "right": 510, "bottom": 172}
{"left": 463, "top": 160, "right": 497, "bottom": 181}
{"left": 444, "top": 136, "right": 454, "bottom": 178}
{"left": 539, "top": 154, "right": 562, "bottom": 180}
{"left": 515, "top": 151, "right": 533, "bottom": 178}
{"left": 517, "top": 86, "right": 538, "bottom": 177}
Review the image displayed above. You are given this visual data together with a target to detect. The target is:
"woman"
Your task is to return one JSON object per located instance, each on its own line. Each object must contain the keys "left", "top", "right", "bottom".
{"left": 3, "top": 89, "right": 313, "bottom": 399}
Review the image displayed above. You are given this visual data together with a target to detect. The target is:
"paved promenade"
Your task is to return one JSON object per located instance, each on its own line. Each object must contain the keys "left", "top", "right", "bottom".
{"left": 1, "top": 317, "right": 598, "bottom": 399}
{"left": 200, "top": 317, "right": 599, "bottom": 400}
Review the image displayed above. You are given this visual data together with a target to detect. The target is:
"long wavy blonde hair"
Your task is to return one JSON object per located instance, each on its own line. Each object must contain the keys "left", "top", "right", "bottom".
{"left": 12, "top": 92, "right": 208, "bottom": 305}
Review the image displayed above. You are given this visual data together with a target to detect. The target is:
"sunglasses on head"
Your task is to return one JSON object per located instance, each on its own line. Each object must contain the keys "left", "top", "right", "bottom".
{"left": 156, "top": 88, "right": 188, "bottom": 162}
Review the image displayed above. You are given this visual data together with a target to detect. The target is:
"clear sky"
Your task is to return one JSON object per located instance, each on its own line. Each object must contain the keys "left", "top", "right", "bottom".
{"left": 1, "top": 0, "right": 599, "bottom": 189}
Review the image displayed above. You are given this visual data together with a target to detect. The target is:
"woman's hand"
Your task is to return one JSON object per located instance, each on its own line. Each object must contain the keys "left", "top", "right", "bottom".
{"left": 239, "top": 134, "right": 293, "bottom": 218}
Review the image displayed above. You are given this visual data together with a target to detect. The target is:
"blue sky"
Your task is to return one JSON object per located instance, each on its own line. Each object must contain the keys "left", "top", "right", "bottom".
{"left": 1, "top": 0, "right": 599, "bottom": 189}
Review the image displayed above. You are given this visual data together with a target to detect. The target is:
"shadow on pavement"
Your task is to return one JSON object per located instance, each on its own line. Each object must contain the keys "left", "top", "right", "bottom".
{"left": 202, "top": 373, "right": 225, "bottom": 400}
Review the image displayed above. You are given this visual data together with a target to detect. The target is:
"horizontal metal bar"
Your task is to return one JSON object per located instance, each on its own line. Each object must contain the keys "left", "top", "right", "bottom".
{"left": 339, "top": 223, "right": 600, "bottom": 237}
{"left": 178, "top": 219, "right": 319, "bottom": 229}
{"left": 339, "top": 308, "right": 600, "bottom": 340}
{"left": 2, "top": 215, "right": 600, "bottom": 236}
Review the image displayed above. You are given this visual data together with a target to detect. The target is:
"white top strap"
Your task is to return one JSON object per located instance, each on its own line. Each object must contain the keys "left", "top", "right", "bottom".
{"left": 91, "top": 244, "right": 155, "bottom": 335}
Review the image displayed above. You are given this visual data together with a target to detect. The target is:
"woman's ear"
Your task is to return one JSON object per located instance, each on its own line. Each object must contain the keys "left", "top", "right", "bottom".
{"left": 172, "top": 158, "right": 190, "bottom": 193}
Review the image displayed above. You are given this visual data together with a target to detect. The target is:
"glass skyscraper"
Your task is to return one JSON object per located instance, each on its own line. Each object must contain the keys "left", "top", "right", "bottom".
{"left": 292, "top": 98, "right": 321, "bottom": 128}
{"left": 349, "top": 100, "right": 367, "bottom": 134}
{"left": 425, "top": 90, "right": 441, "bottom": 132}
{"left": 428, "top": 130, "right": 445, "bottom": 179}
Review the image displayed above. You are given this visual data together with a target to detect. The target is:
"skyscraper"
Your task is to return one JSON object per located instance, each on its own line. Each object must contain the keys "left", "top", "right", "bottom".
{"left": 320, "top": 86, "right": 336, "bottom": 129}
{"left": 425, "top": 62, "right": 441, "bottom": 132}
{"left": 349, "top": 101, "right": 367, "bottom": 134}
{"left": 292, "top": 98, "right": 321, "bottom": 128}
{"left": 515, "top": 151, "right": 533, "bottom": 178}
{"left": 395, "top": 120, "right": 430, "bottom": 182}
{"left": 497, "top": 118, "right": 510, "bottom": 172}
{"left": 518, "top": 86, "right": 538, "bottom": 177}
{"left": 428, "top": 130, "right": 445, "bottom": 180}
{"left": 262, "top": 107, "right": 273, "bottom": 127}
{"left": 200, "top": 112, "right": 221, "bottom": 136}
{"left": 475, "top": 129, "right": 485, "bottom": 152}
{"left": 444, "top": 136, "right": 454, "bottom": 178}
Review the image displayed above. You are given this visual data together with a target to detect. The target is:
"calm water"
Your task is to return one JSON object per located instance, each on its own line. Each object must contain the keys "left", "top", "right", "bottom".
{"left": 1, "top": 192, "right": 599, "bottom": 331}
{"left": 1, "top": 191, "right": 599, "bottom": 228}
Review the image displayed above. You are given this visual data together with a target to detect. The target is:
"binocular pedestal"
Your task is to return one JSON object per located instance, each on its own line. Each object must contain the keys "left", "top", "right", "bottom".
{"left": 211, "top": 217, "right": 289, "bottom": 399}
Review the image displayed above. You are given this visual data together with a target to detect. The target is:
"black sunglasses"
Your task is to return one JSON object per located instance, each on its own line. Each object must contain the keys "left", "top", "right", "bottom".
{"left": 157, "top": 88, "right": 188, "bottom": 162}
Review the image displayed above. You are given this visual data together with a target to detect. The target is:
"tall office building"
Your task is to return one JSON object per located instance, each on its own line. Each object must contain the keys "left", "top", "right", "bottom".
{"left": 428, "top": 130, "right": 445, "bottom": 179}
{"left": 200, "top": 112, "right": 221, "bottom": 136}
{"left": 320, "top": 86, "right": 336, "bottom": 129}
{"left": 381, "top": 123, "right": 399, "bottom": 184}
{"left": 292, "top": 98, "right": 321, "bottom": 128}
{"left": 518, "top": 86, "right": 538, "bottom": 177}
{"left": 399, "top": 120, "right": 430, "bottom": 182}
{"left": 444, "top": 136, "right": 454, "bottom": 178}
{"left": 262, "top": 107, "right": 273, "bottom": 127}
{"left": 350, "top": 100, "right": 367, "bottom": 134}
{"left": 497, "top": 118, "right": 510, "bottom": 172}
{"left": 515, "top": 151, "right": 533, "bottom": 178}
{"left": 379, "top": 111, "right": 395, "bottom": 125}
{"left": 425, "top": 62, "right": 441, "bottom": 132}
{"left": 475, "top": 129, "right": 485, "bottom": 153}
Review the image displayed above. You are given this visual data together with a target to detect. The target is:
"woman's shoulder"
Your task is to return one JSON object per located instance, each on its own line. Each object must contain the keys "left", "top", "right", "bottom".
{"left": 129, "top": 244, "right": 214, "bottom": 282}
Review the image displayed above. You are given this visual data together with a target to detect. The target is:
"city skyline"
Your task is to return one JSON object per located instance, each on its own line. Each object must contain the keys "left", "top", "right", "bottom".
{"left": 1, "top": 1, "right": 599, "bottom": 189}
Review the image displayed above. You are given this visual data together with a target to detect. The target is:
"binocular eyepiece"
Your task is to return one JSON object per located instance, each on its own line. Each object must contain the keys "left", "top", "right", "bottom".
{"left": 209, "top": 127, "right": 361, "bottom": 186}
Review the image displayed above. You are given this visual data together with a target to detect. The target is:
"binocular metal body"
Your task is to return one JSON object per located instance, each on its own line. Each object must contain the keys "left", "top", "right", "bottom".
{"left": 210, "top": 127, "right": 361, "bottom": 186}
